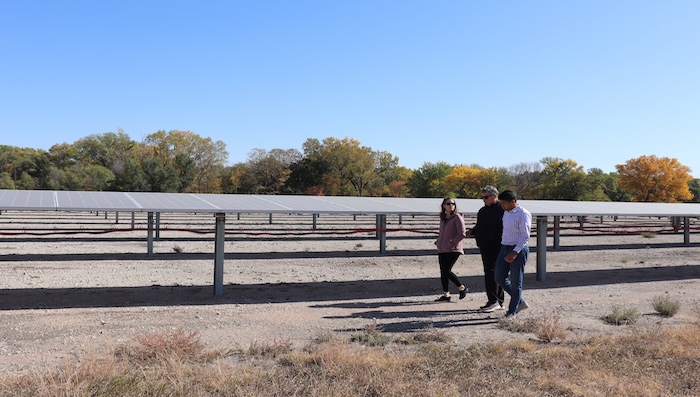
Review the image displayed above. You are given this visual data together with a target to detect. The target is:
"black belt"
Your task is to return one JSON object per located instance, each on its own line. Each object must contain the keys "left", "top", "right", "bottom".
{"left": 501, "top": 245, "right": 516, "bottom": 250}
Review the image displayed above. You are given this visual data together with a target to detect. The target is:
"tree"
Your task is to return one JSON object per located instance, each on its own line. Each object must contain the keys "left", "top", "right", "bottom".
{"left": 239, "top": 148, "right": 300, "bottom": 194}
{"left": 689, "top": 178, "right": 700, "bottom": 202}
{"left": 616, "top": 155, "right": 692, "bottom": 202}
{"left": 539, "top": 157, "right": 589, "bottom": 200}
{"left": 444, "top": 165, "right": 499, "bottom": 198}
{"left": 507, "top": 162, "right": 542, "bottom": 199}
{"left": 407, "top": 162, "right": 453, "bottom": 197}
{"left": 74, "top": 131, "right": 147, "bottom": 191}
{"left": 316, "top": 137, "right": 377, "bottom": 196}
{"left": 143, "top": 130, "right": 228, "bottom": 193}
{"left": 0, "top": 172, "right": 15, "bottom": 189}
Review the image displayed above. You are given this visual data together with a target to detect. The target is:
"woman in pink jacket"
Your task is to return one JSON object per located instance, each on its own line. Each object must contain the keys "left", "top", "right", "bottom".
{"left": 434, "top": 197, "right": 468, "bottom": 302}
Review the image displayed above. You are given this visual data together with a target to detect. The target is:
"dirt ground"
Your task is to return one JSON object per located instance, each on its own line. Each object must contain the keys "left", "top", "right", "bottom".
{"left": 1, "top": 210, "right": 699, "bottom": 375}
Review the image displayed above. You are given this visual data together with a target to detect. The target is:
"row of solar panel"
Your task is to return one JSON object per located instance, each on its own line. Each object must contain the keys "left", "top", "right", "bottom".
{"left": 0, "top": 189, "right": 698, "bottom": 216}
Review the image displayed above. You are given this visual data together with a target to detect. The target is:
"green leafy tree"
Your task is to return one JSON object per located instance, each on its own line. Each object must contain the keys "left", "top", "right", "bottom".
{"left": 616, "top": 155, "right": 692, "bottom": 202}
{"left": 689, "top": 178, "right": 700, "bottom": 202}
{"left": 0, "top": 172, "right": 15, "bottom": 189}
{"left": 74, "top": 130, "right": 146, "bottom": 191}
{"left": 539, "top": 157, "right": 588, "bottom": 200}
{"left": 583, "top": 168, "right": 614, "bottom": 201}
{"left": 143, "top": 130, "right": 228, "bottom": 193}
{"left": 407, "top": 162, "right": 453, "bottom": 197}
{"left": 141, "top": 156, "right": 180, "bottom": 192}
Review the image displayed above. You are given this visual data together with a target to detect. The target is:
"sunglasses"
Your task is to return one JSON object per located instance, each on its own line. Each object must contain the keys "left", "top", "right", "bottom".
{"left": 481, "top": 194, "right": 493, "bottom": 200}
{"left": 443, "top": 202, "right": 455, "bottom": 205}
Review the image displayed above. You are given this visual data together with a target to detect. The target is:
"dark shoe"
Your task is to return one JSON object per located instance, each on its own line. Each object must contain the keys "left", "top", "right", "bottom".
{"left": 434, "top": 295, "right": 451, "bottom": 302}
{"left": 459, "top": 287, "right": 468, "bottom": 300}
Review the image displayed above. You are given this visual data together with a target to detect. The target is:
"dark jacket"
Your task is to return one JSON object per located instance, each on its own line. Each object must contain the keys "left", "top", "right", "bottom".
{"left": 470, "top": 201, "right": 504, "bottom": 249}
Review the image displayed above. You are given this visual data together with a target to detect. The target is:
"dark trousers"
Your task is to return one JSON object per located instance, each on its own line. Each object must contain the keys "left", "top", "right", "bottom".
{"left": 480, "top": 247, "right": 504, "bottom": 305}
{"left": 438, "top": 252, "right": 462, "bottom": 292}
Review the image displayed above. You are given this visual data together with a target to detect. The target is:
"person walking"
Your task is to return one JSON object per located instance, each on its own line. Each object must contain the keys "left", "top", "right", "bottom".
{"left": 494, "top": 190, "right": 531, "bottom": 318}
{"left": 468, "top": 186, "right": 505, "bottom": 312}
{"left": 434, "top": 197, "right": 468, "bottom": 302}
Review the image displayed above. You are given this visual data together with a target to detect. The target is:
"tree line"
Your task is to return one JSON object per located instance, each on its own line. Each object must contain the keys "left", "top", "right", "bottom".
{"left": 1, "top": 130, "right": 698, "bottom": 203}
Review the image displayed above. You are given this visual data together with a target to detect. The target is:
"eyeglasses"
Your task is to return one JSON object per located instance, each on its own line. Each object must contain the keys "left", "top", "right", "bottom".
{"left": 481, "top": 195, "right": 493, "bottom": 200}
{"left": 443, "top": 202, "right": 455, "bottom": 206}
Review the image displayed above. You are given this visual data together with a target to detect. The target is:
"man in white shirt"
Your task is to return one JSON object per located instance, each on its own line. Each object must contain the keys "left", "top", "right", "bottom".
{"left": 495, "top": 190, "right": 531, "bottom": 319}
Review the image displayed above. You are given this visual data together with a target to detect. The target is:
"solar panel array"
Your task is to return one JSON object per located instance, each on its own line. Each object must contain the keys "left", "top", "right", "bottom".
{"left": 0, "top": 189, "right": 698, "bottom": 217}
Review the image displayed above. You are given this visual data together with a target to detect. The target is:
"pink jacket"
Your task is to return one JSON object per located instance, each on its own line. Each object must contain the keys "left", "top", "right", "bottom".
{"left": 435, "top": 213, "right": 466, "bottom": 254}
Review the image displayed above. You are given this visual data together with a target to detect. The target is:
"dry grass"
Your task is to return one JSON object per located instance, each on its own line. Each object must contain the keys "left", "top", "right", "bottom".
{"left": 652, "top": 295, "right": 681, "bottom": 317}
{"left": 498, "top": 311, "right": 568, "bottom": 342}
{"left": 2, "top": 318, "right": 700, "bottom": 397}
{"left": 602, "top": 305, "right": 641, "bottom": 325}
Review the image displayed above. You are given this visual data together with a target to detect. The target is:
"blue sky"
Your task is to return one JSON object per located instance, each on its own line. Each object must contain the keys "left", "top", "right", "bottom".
{"left": 1, "top": 1, "right": 698, "bottom": 177}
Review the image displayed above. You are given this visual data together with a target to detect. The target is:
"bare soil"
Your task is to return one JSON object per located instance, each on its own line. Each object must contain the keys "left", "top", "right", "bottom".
{"left": 1, "top": 211, "right": 699, "bottom": 375}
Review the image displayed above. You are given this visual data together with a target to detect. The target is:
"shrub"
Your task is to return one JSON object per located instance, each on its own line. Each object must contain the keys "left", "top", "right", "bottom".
{"left": 652, "top": 295, "right": 680, "bottom": 317}
{"left": 351, "top": 320, "right": 390, "bottom": 346}
{"left": 395, "top": 325, "right": 452, "bottom": 344}
{"left": 602, "top": 306, "right": 640, "bottom": 325}
{"left": 246, "top": 339, "right": 293, "bottom": 358}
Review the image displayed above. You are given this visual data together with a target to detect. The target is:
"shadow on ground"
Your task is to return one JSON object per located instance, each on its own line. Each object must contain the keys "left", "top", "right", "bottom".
{"left": 1, "top": 264, "right": 698, "bottom": 311}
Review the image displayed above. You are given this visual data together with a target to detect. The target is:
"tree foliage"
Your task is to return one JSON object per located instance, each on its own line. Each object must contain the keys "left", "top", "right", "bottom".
{"left": 1, "top": 132, "right": 697, "bottom": 203}
{"left": 615, "top": 155, "right": 692, "bottom": 202}
{"left": 539, "top": 157, "right": 588, "bottom": 200}
{"left": 407, "top": 162, "right": 453, "bottom": 198}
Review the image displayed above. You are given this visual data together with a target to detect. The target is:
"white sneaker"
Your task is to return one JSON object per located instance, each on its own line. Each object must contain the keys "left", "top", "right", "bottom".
{"left": 480, "top": 302, "right": 502, "bottom": 313}
{"left": 503, "top": 312, "right": 517, "bottom": 320}
{"left": 516, "top": 300, "right": 529, "bottom": 314}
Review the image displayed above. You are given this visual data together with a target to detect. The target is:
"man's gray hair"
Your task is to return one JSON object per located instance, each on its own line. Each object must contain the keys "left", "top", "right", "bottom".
{"left": 482, "top": 185, "right": 499, "bottom": 196}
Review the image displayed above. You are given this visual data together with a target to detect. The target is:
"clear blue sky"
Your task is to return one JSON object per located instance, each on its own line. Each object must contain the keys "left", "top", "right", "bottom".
{"left": 2, "top": 1, "right": 698, "bottom": 177}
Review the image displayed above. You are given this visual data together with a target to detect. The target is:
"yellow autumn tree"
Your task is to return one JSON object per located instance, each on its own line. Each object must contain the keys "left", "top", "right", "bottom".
{"left": 615, "top": 155, "right": 692, "bottom": 202}
{"left": 444, "top": 166, "right": 497, "bottom": 198}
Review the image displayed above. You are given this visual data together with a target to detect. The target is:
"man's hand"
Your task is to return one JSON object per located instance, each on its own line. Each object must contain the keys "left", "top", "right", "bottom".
{"left": 505, "top": 251, "right": 518, "bottom": 263}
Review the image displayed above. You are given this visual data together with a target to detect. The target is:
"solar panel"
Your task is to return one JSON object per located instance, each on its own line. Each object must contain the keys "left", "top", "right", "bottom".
{"left": 0, "top": 189, "right": 698, "bottom": 217}
{"left": 55, "top": 191, "right": 141, "bottom": 211}
{"left": 0, "top": 190, "right": 56, "bottom": 210}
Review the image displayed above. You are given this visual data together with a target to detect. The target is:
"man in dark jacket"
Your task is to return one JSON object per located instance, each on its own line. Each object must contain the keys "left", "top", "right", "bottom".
{"left": 467, "top": 186, "right": 505, "bottom": 312}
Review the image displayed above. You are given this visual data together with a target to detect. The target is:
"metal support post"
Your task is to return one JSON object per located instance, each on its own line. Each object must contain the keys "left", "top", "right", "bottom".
{"left": 378, "top": 214, "right": 387, "bottom": 254}
{"left": 536, "top": 216, "right": 547, "bottom": 281}
{"left": 155, "top": 212, "right": 161, "bottom": 240}
{"left": 214, "top": 213, "right": 226, "bottom": 296}
{"left": 147, "top": 212, "right": 154, "bottom": 257}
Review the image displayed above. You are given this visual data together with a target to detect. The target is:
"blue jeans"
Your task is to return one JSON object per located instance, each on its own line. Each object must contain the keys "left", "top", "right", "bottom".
{"left": 495, "top": 245, "right": 529, "bottom": 314}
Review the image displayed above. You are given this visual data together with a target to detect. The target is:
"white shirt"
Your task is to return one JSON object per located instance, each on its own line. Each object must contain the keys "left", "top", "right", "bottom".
{"left": 501, "top": 205, "right": 532, "bottom": 253}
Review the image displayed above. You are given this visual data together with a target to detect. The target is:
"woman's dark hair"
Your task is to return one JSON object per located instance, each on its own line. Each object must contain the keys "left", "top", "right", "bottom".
{"left": 440, "top": 197, "right": 458, "bottom": 220}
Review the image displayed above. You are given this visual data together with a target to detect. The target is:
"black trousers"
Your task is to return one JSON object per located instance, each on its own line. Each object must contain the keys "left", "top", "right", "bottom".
{"left": 480, "top": 246, "right": 504, "bottom": 305}
{"left": 438, "top": 252, "right": 462, "bottom": 292}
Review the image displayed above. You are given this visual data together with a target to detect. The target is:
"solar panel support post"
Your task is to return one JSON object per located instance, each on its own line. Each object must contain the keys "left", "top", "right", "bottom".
{"left": 553, "top": 216, "right": 560, "bottom": 250}
{"left": 214, "top": 213, "right": 225, "bottom": 296}
{"left": 131, "top": 212, "right": 135, "bottom": 229}
{"left": 536, "top": 216, "right": 547, "bottom": 282}
{"left": 684, "top": 216, "right": 690, "bottom": 246}
{"left": 312, "top": 213, "right": 318, "bottom": 230}
{"left": 115, "top": 212, "right": 119, "bottom": 224}
{"left": 147, "top": 212, "right": 154, "bottom": 257}
{"left": 269, "top": 213, "right": 273, "bottom": 224}
{"left": 156, "top": 212, "right": 161, "bottom": 240}
{"left": 378, "top": 214, "right": 387, "bottom": 254}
